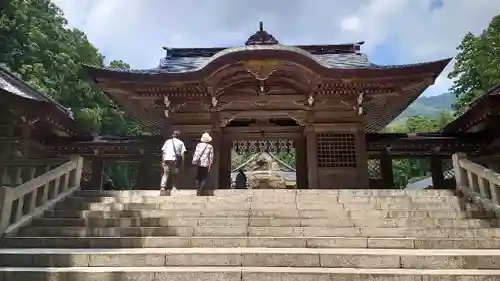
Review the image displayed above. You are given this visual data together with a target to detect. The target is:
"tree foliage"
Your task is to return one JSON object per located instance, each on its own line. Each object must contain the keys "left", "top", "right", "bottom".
{"left": 385, "top": 112, "right": 453, "bottom": 188}
{"left": 449, "top": 15, "right": 500, "bottom": 114}
{"left": 0, "top": 0, "right": 144, "bottom": 188}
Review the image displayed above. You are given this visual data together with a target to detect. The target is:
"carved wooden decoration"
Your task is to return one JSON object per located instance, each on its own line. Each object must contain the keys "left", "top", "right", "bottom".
{"left": 244, "top": 60, "right": 281, "bottom": 81}
{"left": 163, "top": 95, "right": 188, "bottom": 117}
{"left": 164, "top": 96, "right": 170, "bottom": 118}
{"left": 220, "top": 117, "right": 234, "bottom": 127}
{"left": 286, "top": 113, "right": 306, "bottom": 126}
{"left": 307, "top": 94, "right": 314, "bottom": 106}
{"left": 357, "top": 92, "right": 365, "bottom": 116}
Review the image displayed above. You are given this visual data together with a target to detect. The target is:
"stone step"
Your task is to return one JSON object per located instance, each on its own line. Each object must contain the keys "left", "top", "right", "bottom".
{"left": 72, "top": 189, "right": 458, "bottom": 198}
{"left": 15, "top": 226, "right": 500, "bottom": 238}
{"left": 30, "top": 217, "right": 500, "bottom": 228}
{"left": 1, "top": 248, "right": 500, "bottom": 269}
{"left": 3, "top": 236, "right": 500, "bottom": 249}
{"left": 55, "top": 202, "right": 460, "bottom": 211}
{"left": 65, "top": 195, "right": 460, "bottom": 204}
{"left": 2, "top": 266, "right": 499, "bottom": 281}
{"left": 43, "top": 209, "right": 497, "bottom": 220}
{"left": 55, "top": 201, "right": 463, "bottom": 211}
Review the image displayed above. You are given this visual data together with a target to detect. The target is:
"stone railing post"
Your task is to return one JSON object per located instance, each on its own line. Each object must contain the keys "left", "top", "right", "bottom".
{"left": 0, "top": 187, "right": 14, "bottom": 234}
{"left": 452, "top": 153, "right": 468, "bottom": 193}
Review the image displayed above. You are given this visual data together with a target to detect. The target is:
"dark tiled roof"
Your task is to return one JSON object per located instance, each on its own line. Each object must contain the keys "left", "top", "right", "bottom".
{"left": 98, "top": 43, "right": 445, "bottom": 75}
{"left": 0, "top": 66, "right": 74, "bottom": 119}
{"left": 442, "top": 83, "right": 500, "bottom": 133}
{"left": 157, "top": 53, "right": 380, "bottom": 72}
{"left": 99, "top": 43, "right": 377, "bottom": 74}
{"left": 157, "top": 44, "right": 380, "bottom": 73}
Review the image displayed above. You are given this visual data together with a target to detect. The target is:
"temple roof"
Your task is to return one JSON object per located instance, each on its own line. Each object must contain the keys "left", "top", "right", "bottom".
{"left": 0, "top": 66, "right": 73, "bottom": 116}
{"left": 154, "top": 23, "right": 370, "bottom": 73}
{"left": 87, "top": 44, "right": 449, "bottom": 79}
{"left": 82, "top": 25, "right": 450, "bottom": 135}
{"left": 85, "top": 22, "right": 449, "bottom": 78}
{"left": 157, "top": 49, "right": 376, "bottom": 73}
{"left": 0, "top": 66, "right": 84, "bottom": 136}
{"left": 443, "top": 84, "right": 500, "bottom": 133}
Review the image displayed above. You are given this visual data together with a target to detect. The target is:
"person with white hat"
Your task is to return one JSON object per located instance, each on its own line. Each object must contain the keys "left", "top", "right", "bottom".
{"left": 191, "top": 132, "right": 214, "bottom": 196}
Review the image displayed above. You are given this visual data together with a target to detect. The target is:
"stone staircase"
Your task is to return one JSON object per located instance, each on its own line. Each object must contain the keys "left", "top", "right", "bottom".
{"left": 1, "top": 189, "right": 500, "bottom": 280}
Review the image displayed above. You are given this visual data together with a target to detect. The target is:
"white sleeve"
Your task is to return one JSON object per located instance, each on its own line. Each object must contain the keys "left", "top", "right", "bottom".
{"left": 161, "top": 141, "right": 168, "bottom": 152}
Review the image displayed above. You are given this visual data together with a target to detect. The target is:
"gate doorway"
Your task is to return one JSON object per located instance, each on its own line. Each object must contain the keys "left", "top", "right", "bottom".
{"left": 217, "top": 118, "right": 308, "bottom": 189}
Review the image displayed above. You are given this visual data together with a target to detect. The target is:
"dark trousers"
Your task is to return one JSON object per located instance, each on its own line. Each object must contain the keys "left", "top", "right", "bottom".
{"left": 196, "top": 166, "right": 209, "bottom": 192}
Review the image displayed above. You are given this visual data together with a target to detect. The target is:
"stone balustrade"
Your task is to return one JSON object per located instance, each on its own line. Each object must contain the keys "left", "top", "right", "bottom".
{"left": 452, "top": 152, "right": 500, "bottom": 216}
{"left": 0, "top": 156, "right": 83, "bottom": 235}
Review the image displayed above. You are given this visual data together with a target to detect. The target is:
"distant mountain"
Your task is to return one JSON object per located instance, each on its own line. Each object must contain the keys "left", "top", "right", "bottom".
{"left": 393, "top": 93, "right": 456, "bottom": 124}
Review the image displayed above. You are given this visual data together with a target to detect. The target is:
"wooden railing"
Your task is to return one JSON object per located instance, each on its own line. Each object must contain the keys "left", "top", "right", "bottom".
{"left": 0, "top": 156, "right": 83, "bottom": 235}
{"left": 452, "top": 153, "right": 500, "bottom": 216}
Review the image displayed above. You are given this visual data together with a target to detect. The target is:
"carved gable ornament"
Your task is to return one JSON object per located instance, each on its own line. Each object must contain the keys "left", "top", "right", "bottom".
{"left": 245, "top": 21, "right": 279, "bottom": 45}
{"left": 244, "top": 60, "right": 281, "bottom": 81}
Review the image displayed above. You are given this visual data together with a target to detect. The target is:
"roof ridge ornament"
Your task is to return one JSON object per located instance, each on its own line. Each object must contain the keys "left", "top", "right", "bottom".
{"left": 245, "top": 21, "right": 279, "bottom": 45}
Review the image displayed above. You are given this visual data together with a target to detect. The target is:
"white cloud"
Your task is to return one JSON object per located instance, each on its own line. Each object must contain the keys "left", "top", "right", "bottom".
{"left": 53, "top": 0, "right": 500, "bottom": 96}
{"left": 341, "top": 16, "right": 362, "bottom": 33}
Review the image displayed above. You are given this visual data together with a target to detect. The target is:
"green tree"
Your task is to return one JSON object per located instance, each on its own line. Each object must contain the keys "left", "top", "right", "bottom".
{"left": 385, "top": 113, "right": 453, "bottom": 188}
{"left": 449, "top": 15, "right": 500, "bottom": 114}
{"left": 109, "top": 60, "right": 131, "bottom": 69}
{"left": 406, "top": 116, "right": 439, "bottom": 133}
{"left": 0, "top": 0, "right": 144, "bottom": 189}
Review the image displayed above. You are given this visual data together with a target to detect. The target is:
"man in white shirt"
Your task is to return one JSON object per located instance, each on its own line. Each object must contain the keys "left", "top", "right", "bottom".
{"left": 160, "top": 130, "right": 186, "bottom": 194}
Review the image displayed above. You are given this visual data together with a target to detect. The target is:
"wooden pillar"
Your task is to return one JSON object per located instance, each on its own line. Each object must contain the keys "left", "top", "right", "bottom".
{"left": 210, "top": 128, "right": 221, "bottom": 190}
{"left": 20, "top": 124, "right": 31, "bottom": 157}
{"left": 379, "top": 148, "right": 394, "bottom": 189}
{"left": 20, "top": 124, "right": 31, "bottom": 183}
{"left": 0, "top": 122, "right": 14, "bottom": 179}
{"left": 430, "top": 152, "right": 444, "bottom": 189}
{"left": 355, "top": 125, "right": 369, "bottom": 189}
{"left": 305, "top": 124, "right": 318, "bottom": 189}
{"left": 218, "top": 129, "right": 232, "bottom": 189}
{"left": 89, "top": 158, "right": 104, "bottom": 190}
{"left": 134, "top": 156, "right": 157, "bottom": 190}
{"left": 295, "top": 132, "right": 308, "bottom": 189}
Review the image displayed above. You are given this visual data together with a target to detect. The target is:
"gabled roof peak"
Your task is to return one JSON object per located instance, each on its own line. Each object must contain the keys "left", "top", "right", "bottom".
{"left": 245, "top": 21, "right": 279, "bottom": 46}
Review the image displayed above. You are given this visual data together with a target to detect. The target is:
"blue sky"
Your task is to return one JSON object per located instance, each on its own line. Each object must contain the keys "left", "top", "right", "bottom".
{"left": 54, "top": 0, "right": 500, "bottom": 97}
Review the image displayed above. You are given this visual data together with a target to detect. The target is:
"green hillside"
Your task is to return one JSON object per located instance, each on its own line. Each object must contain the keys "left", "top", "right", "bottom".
{"left": 392, "top": 93, "right": 456, "bottom": 125}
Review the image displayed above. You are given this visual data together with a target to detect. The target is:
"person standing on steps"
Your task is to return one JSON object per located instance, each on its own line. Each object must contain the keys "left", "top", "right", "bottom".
{"left": 160, "top": 130, "right": 186, "bottom": 195}
{"left": 192, "top": 132, "right": 214, "bottom": 196}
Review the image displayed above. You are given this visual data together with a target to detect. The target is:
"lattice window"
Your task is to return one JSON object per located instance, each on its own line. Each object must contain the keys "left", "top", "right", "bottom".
{"left": 231, "top": 139, "right": 296, "bottom": 170}
{"left": 316, "top": 133, "right": 356, "bottom": 168}
{"left": 233, "top": 140, "right": 294, "bottom": 154}
{"left": 368, "top": 159, "right": 381, "bottom": 179}
{"left": 442, "top": 159, "right": 455, "bottom": 179}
